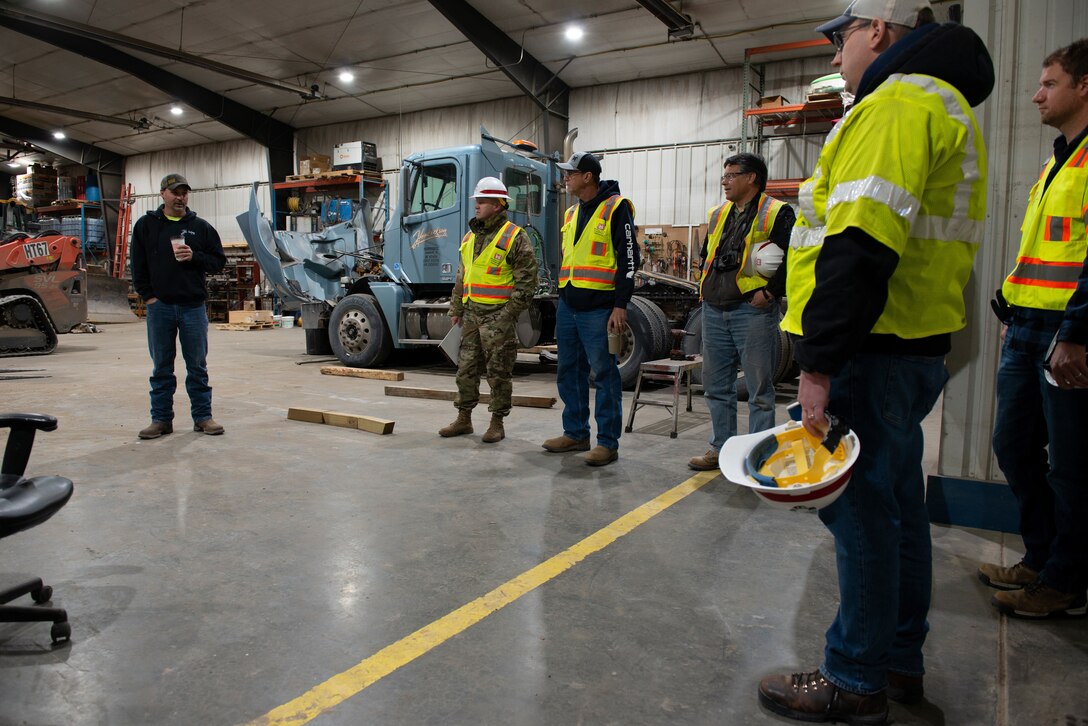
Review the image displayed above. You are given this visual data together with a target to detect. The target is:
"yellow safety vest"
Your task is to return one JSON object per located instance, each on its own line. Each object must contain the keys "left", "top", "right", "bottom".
{"left": 782, "top": 73, "right": 987, "bottom": 339}
{"left": 559, "top": 195, "right": 635, "bottom": 290}
{"left": 1002, "top": 134, "right": 1088, "bottom": 310}
{"left": 460, "top": 221, "right": 521, "bottom": 304}
{"left": 701, "top": 194, "right": 787, "bottom": 298}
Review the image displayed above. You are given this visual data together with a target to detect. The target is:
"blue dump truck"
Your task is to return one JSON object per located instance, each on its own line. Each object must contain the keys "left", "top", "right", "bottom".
{"left": 238, "top": 128, "right": 794, "bottom": 389}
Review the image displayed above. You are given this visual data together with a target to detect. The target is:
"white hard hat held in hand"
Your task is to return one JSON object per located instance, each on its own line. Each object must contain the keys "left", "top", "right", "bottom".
{"left": 470, "top": 176, "right": 511, "bottom": 200}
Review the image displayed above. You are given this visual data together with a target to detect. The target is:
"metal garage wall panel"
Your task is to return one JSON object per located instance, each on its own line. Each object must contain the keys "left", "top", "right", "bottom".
{"left": 125, "top": 139, "right": 271, "bottom": 243}
{"left": 940, "top": 0, "right": 1088, "bottom": 481}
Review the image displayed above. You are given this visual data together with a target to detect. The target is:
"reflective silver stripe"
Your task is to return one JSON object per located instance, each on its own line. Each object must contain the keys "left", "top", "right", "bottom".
{"left": 572, "top": 267, "right": 615, "bottom": 282}
{"left": 1010, "top": 261, "right": 1081, "bottom": 284}
{"left": 912, "top": 215, "right": 985, "bottom": 244}
{"left": 1048, "top": 216, "right": 1068, "bottom": 241}
{"left": 896, "top": 74, "right": 981, "bottom": 230}
{"left": 757, "top": 195, "right": 775, "bottom": 230}
{"left": 496, "top": 223, "right": 517, "bottom": 250}
{"left": 708, "top": 203, "right": 728, "bottom": 237}
{"left": 798, "top": 175, "right": 819, "bottom": 226}
{"left": 790, "top": 225, "right": 826, "bottom": 249}
{"left": 827, "top": 176, "right": 920, "bottom": 221}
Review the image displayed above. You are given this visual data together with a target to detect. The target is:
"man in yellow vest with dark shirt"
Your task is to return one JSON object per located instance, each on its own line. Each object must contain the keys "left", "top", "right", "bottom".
{"left": 687, "top": 152, "right": 794, "bottom": 471}
{"left": 982, "top": 39, "right": 1088, "bottom": 620}
{"left": 542, "top": 151, "right": 638, "bottom": 467}
{"left": 758, "top": 1, "right": 993, "bottom": 723}
{"left": 440, "top": 177, "right": 538, "bottom": 443}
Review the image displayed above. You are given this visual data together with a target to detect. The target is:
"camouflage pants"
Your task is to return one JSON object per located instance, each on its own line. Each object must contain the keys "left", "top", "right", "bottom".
{"left": 454, "top": 304, "right": 518, "bottom": 416}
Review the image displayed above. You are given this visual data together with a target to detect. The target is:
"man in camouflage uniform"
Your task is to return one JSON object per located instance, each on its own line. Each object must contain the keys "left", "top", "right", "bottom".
{"left": 439, "top": 176, "right": 538, "bottom": 443}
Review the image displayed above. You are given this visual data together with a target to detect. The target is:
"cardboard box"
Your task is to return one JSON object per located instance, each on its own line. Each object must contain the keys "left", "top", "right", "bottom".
{"left": 757, "top": 95, "right": 790, "bottom": 109}
{"left": 298, "top": 154, "right": 331, "bottom": 175}
{"left": 228, "top": 310, "right": 273, "bottom": 324}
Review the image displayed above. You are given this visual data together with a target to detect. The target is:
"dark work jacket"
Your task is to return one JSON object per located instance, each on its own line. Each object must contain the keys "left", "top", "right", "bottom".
{"left": 131, "top": 206, "right": 226, "bottom": 305}
{"left": 794, "top": 22, "right": 995, "bottom": 375}
{"left": 559, "top": 179, "right": 639, "bottom": 311}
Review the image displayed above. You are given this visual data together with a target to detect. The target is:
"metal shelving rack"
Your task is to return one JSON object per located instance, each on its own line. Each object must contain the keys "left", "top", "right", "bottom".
{"left": 740, "top": 38, "right": 843, "bottom": 197}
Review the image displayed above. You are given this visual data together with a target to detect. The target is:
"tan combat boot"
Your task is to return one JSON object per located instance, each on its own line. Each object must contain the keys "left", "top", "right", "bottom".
{"left": 481, "top": 414, "right": 505, "bottom": 443}
{"left": 439, "top": 409, "right": 473, "bottom": 437}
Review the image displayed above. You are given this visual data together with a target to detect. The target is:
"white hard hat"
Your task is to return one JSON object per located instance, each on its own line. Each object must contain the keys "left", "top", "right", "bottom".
{"left": 719, "top": 411, "right": 860, "bottom": 511}
{"left": 752, "top": 240, "right": 784, "bottom": 278}
{"left": 470, "top": 176, "right": 510, "bottom": 201}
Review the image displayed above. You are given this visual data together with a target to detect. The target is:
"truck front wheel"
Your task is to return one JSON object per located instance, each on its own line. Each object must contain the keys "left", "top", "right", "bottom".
{"left": 328, "top": 294, "right": 392, "bottom": 367}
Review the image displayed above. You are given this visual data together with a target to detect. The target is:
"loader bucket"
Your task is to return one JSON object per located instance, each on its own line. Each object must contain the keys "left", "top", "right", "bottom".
{"left": 86, "top": 268, "right": 138, "bottom": 323}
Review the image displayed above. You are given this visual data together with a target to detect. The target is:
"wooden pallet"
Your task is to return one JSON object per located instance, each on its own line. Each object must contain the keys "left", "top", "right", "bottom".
{"left": 215, "top": 322, "right": 276, "bottom": 331}
{"left": 284, "top": 169, "right": 382, "bottom": 182}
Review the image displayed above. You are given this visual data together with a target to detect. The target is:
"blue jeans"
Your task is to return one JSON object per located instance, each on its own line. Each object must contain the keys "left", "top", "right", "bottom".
{"left": 555, "top": 300, "right": 622, "bottom": 449}
{"left": 146, "top": 301, "right": 212, "bottom": 424}
{"left": 701, "top": 300, "right": 778, "bottom": 450}
{"left": 817, "top": 353, "right": 947, "bottom": 695}
{"left": 992, "top": 308, "right": 1088, "bottom": 594}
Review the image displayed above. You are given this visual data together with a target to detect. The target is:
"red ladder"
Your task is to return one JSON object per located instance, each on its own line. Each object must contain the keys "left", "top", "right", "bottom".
{"left": 111, "top": 183, "right": 134, "bottom": 278}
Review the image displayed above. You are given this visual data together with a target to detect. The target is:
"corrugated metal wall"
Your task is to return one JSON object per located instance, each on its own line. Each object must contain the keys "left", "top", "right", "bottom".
{"left": 940, "top": 0, "right": 1088, "bottom": 481}
{"left": 124, "top": 139, "right": 271, "bottom": 243}
{"left": 571, "top": 57, "right": 835, "bottom": 226}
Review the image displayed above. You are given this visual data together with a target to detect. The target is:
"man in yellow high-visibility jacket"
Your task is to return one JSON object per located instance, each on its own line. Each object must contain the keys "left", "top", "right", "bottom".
{"left": 541, "top": 151, "right": 638, "bottom": 467}
{"left": 982, "top": 39, "right": 1088, "bottom": 621}
{"left": 757, "top": 1, "right": 993, "bottom": 723}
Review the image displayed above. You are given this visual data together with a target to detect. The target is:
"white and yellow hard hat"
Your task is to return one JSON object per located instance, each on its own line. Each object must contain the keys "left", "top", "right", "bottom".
{"left": 719, "top": 407, "right": 860, "bottom": 511}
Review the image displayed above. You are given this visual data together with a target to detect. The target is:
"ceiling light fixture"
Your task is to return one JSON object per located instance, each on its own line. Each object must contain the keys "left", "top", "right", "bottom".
{"left": 565, "top": 25, "right": 584, "bottom": 41}
{"left": 170, "top": 105, "right": 183, "bottom": 116}
{"left": 7, "top": 160, "right": 21, "bottom": 168}
{"left": 52, "top": 131, "right": 65, "bottom": 140}
{"left": 338, "top": 70, "right": 355, "bottom": 83}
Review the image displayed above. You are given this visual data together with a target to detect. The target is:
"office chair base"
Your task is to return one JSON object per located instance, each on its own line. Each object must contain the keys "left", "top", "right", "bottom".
{"left": 0, "top": 577, "right": 71, "bottom": 643}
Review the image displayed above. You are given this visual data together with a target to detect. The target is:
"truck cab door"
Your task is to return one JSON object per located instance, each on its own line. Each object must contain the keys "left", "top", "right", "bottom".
{"left": 397, "top": 158, "right": 463, "bottom": 285}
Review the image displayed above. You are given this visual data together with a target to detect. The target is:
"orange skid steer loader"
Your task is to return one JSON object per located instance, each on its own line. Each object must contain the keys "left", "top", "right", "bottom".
{"left": 0, "top": 231, "right": 87, "bottom": 356}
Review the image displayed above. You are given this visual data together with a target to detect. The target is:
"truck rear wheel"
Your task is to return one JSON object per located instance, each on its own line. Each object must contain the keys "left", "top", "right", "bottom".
{"left": 615, "top": 298, "right": 659, "bottom": 389}
{"left": 328, "top": 294, "right": 392, "bottom": 367}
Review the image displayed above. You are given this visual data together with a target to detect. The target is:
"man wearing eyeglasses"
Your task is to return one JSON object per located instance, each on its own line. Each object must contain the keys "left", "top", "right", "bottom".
{"left": 759, "top": 1, "right": 994, "bottom": 723}
{"left": 687, "top": 152, "right": 794, "bottom": 472}
{"left": 542, "top": 151, "right": 638, "bottom": 467}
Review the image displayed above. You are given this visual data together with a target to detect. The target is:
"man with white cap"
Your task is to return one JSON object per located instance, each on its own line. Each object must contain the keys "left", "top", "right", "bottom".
{"left": 440, "top": 176, "right": 538, "bottom": 443}
{"left": 759, "top": 1, "right": 993, "bottom": 722}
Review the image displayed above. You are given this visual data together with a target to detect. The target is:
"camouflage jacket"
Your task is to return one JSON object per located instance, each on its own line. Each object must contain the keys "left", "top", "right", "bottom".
{"left": 449, "top": 210, "right": 538, "bottom": 318}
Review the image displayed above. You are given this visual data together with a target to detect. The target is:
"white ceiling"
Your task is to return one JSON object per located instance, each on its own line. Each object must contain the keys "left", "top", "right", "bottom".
{"left": 0, "top": 0, "right": 848, "bottom": 163}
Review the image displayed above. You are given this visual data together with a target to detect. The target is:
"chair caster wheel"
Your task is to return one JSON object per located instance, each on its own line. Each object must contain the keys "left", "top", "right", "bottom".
{"left": 32, "top": 585, "right": 52, "bottom": 603}
{"left": 50, "top": 621, "right": 71, "bottom": 643}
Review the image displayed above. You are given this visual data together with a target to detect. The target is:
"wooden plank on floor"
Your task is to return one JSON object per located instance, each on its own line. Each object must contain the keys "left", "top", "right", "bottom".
{"left": 287, "top": 406, "right": 395, "bottom": 434}
{"left": 384, "top": 385, "right": 556, "bottom": 409}
{"left": 320, "top": 366, "right": 404, "bottom": 381}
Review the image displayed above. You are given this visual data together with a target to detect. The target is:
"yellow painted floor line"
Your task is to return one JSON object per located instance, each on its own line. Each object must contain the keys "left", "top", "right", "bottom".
{"left": 248, "top": 470, "right": 721, "bottom": 725}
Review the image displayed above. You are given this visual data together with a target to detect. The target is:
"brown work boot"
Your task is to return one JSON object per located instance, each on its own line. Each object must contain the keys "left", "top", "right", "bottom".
{"left": 991, "top": 580, "right": 1088, "bottom": 619}
{"left": 688, "top": 449, "right": 719, "bottom": 471}
{"left": 978, "top": 560, "right": 1038, "bottom": 590}
{"left": 439, "top": 409, "right": 473, "bottom": 438}
{"left": 758, "top": 670, "right": 888, "bottom": 725}
{"left": 138, "top": 421, "right": 173, "bottom": 440}
{"left": 193, "top": 418, "right": 224, "bottom": 435}
{"left": 481, "top": 414, "right": 505, "bottom": 443}
{"left": 584, "top": 445, "right": 619, "bottom": 467}
{"left": 541, "top": 435, "right": 590, "bottom": 452}
{"left": 887, "top": 672, "right": 924, "bottom": 704}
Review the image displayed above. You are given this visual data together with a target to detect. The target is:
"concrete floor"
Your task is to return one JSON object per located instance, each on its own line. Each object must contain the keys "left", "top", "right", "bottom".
{"left": 1, "top": 321, "right": 1086, "bottom": 726}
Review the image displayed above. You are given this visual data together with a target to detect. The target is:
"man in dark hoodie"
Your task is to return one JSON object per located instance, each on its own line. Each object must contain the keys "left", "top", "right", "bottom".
{"left": 542, "top": 152, "right": 638, "bottom": 467}
{"left": 131, "top": 173, "right": 227, "bottom": 440}
{"left": 758, "top": 1, "right": 994, "bottom": 723}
